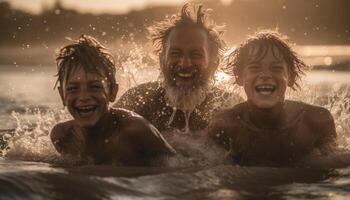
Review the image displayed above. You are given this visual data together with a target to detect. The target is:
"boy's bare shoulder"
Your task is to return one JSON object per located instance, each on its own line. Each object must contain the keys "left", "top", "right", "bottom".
{"left": 50, "top": 120, "right": 74, "bottom": 141}
{"left": 285, "top": 100, "right": 333, "bottom": 124}
{"left": 110, "top": 108, "right": 151, "bottom": 129}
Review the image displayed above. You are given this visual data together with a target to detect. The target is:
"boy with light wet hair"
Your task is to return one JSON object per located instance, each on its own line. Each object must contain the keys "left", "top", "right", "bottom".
{"left": 115, "top": 4, "right": 239, "bottom": 132}
{"left": 208, "top": 30, "right": 336, "bottom": 166}
{"left": 51, "top": 35, "right": 175, "bottom": 165}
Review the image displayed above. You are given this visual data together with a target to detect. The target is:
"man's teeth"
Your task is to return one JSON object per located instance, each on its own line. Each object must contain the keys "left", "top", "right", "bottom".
{"left": 177, "top": 72, "right": 194, "bottom": 78}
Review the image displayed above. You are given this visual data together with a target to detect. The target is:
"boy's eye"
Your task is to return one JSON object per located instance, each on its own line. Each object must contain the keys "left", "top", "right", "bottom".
{"left": 271, "top": 65, "right": 284, "bottom": 71}
{"left": 66, "top": 86, "right": 77, "bottom": 92}
{"left": 90, "top": 84, "right": 103, "bottom": 90}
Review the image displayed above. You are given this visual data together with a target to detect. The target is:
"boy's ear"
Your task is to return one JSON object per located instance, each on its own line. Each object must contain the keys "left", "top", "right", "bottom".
{"left": 58, "top": 86, "right": 66, "bottom": 106}
{"left": 288, "top": 72, "right": 296, "bottom": 87}
{"left": 109, "top": 83, "right": 118, "bottom": 102}
{"left": 159, "top": 52, "right": 165, "bottom": 69}
{"left": 236, "top": 75, "right": 243, "bottom": 86}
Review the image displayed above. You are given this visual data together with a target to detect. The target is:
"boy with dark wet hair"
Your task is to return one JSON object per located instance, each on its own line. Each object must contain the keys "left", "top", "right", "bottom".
{"left": 51, "top": 35, "right": 175, "bottom": 165}
{"left": 115, "top": 4, "right": 240, "bottom": 132}
{"left": 208, "top": 30, "right": 337, "bottom": 166}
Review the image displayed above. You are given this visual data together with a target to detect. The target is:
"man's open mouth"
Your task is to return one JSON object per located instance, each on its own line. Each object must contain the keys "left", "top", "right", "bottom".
{"left": 75, "top": 105, "right": 98, "bottom": 117}
{"left": 176, "top": 71, "right": 195, "bottom": 79}
{"left": 255, "top": 84, "right": 276, "bottom": 95}
{"left": 173, "top": 68, "right": 197, "bottom": 80}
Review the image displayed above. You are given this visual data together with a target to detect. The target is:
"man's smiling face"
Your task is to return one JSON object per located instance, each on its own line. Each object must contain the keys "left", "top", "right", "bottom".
{"left": 238, "top": 45, "right": 291, "bottom": 109}
{"left": 59, "top": 65, "right": 116, "bottom": 128}
{"left": 161, "top": 26, "right": 211, "bottom": 89}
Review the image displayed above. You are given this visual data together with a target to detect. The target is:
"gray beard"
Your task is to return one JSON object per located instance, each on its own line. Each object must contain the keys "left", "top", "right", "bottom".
{"left": 163, "top": 80, "right": 209, "bottom": 113}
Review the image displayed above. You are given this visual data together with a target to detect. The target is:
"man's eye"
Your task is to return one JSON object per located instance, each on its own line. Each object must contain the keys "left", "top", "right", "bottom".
{"left": 191, "top": 52, "right": 203, "bottom": 58}
{"left": 170, "top": 51, "right": 181, "bottom": 57}
{"left": 248, "top": 65, "right": 259, "bottom": 70}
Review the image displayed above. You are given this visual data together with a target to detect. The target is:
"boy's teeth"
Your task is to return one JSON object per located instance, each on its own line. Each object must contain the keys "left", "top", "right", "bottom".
{"left": 255, "top": 85, "right": 276, "bottom": 94}
{"left": 76, "top": 105, "right": 97, "bottom": 113}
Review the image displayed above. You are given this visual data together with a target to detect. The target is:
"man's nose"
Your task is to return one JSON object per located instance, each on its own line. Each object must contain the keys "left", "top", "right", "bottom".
{"left": 179, "top": 55, "right": 192, "bottom": 68}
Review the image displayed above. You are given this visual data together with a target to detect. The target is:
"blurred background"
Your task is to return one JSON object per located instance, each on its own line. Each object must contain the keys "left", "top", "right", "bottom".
{"left": 1, "top": 0, "right": 350, "bottom": 67}
{"left": 1, "top": 0, "right": 350, "bottom": 130}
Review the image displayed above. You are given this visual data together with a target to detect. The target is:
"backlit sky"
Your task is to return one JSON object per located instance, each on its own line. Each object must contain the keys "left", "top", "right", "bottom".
{"left": 4, "top": 0, "right": 232, "bottom": 14}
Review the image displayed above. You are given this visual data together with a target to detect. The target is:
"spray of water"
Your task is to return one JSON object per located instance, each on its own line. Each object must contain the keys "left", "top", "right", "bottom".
{"left": 2, "top": 45, "right": 350, "bottom": 168}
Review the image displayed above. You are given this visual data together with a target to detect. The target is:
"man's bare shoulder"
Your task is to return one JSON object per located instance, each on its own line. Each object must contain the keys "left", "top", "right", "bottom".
{"left": 114, "top": 81, "right": 162, "bottom": 107}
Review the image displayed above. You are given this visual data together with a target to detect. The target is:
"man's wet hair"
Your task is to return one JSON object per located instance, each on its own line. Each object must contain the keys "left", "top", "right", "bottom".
{"left": 225, "top": 30, "right": 306, "bottom": 90}
{"left": 55, "top": 35, "right": 116, "bottom": 89}
{"left": 148, "top": 3, "right": 225, "bottom": 70}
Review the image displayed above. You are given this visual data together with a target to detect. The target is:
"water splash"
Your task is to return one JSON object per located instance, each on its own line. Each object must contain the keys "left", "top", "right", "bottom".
{"left": 2, "top": 108, "right": 70, "bottom": 163}
{"left": 1, "top": 45, "right": 349, "bottom": 168}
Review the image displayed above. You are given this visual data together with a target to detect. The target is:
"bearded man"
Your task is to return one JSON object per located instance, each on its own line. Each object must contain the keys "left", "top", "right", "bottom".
{"left": 115, "top": 4, "right": 240, "bottom": 132}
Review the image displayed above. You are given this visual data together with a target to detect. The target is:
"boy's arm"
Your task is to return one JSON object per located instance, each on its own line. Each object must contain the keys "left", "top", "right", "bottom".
{"left": 308, "top": 107, "right": 337, "bottom": 151}
{"left": 50, "top": 121, "right": 84, "bottom": 155}
{"left": 114, "top": 115, "right": 175, "bottom": 165}
{"left": 50, "top": 123, "right": 69, "bottom": 154}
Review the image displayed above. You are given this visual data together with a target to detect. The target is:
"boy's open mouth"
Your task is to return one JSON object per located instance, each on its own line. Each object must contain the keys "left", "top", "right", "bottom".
{"left": 75, "top": 105, "right": 98, "bottom": 117}
{"left": 255, "top": 84, "right": 276, "bottom": 95}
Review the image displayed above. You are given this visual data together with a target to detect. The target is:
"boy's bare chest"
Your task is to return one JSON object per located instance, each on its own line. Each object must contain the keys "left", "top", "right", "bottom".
{"left": 233, "top": 122, "right": 318, "bottom": 162}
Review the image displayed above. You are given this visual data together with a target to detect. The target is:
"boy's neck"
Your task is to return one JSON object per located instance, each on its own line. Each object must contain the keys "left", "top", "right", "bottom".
{"left": 80, "top": 109, "right": 115, "bottom": 139}
{"left": 245, "top": 101, "right": 286, "bottom": 130}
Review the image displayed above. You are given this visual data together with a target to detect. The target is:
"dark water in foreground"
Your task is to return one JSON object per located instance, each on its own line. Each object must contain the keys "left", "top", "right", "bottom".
{"left": 0, "top": 158, "right": 349, "bottom": 200}
{"left": 0, "top": 65, "right": 350, "bottom": 199}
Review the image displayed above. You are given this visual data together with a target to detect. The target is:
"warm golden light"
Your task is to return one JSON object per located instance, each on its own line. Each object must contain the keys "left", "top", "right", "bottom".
{"left": 7, "top": 0, "right": 186, "bottom": 14}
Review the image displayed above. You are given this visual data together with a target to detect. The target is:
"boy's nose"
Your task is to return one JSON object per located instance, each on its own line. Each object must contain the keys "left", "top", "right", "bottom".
{"left": 77, "top": 90, "right": 91, "bottom": 102}
{"left": 259, "top": 68, "right": 272, "bottom": 78}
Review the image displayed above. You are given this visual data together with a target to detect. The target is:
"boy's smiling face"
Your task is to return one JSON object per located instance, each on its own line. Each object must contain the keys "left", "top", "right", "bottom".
{"left": 237, "top": 45, "right": 292, "bottom": 109}
{"left": 59, "top": 65, "right": 117, "bottom": 128}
